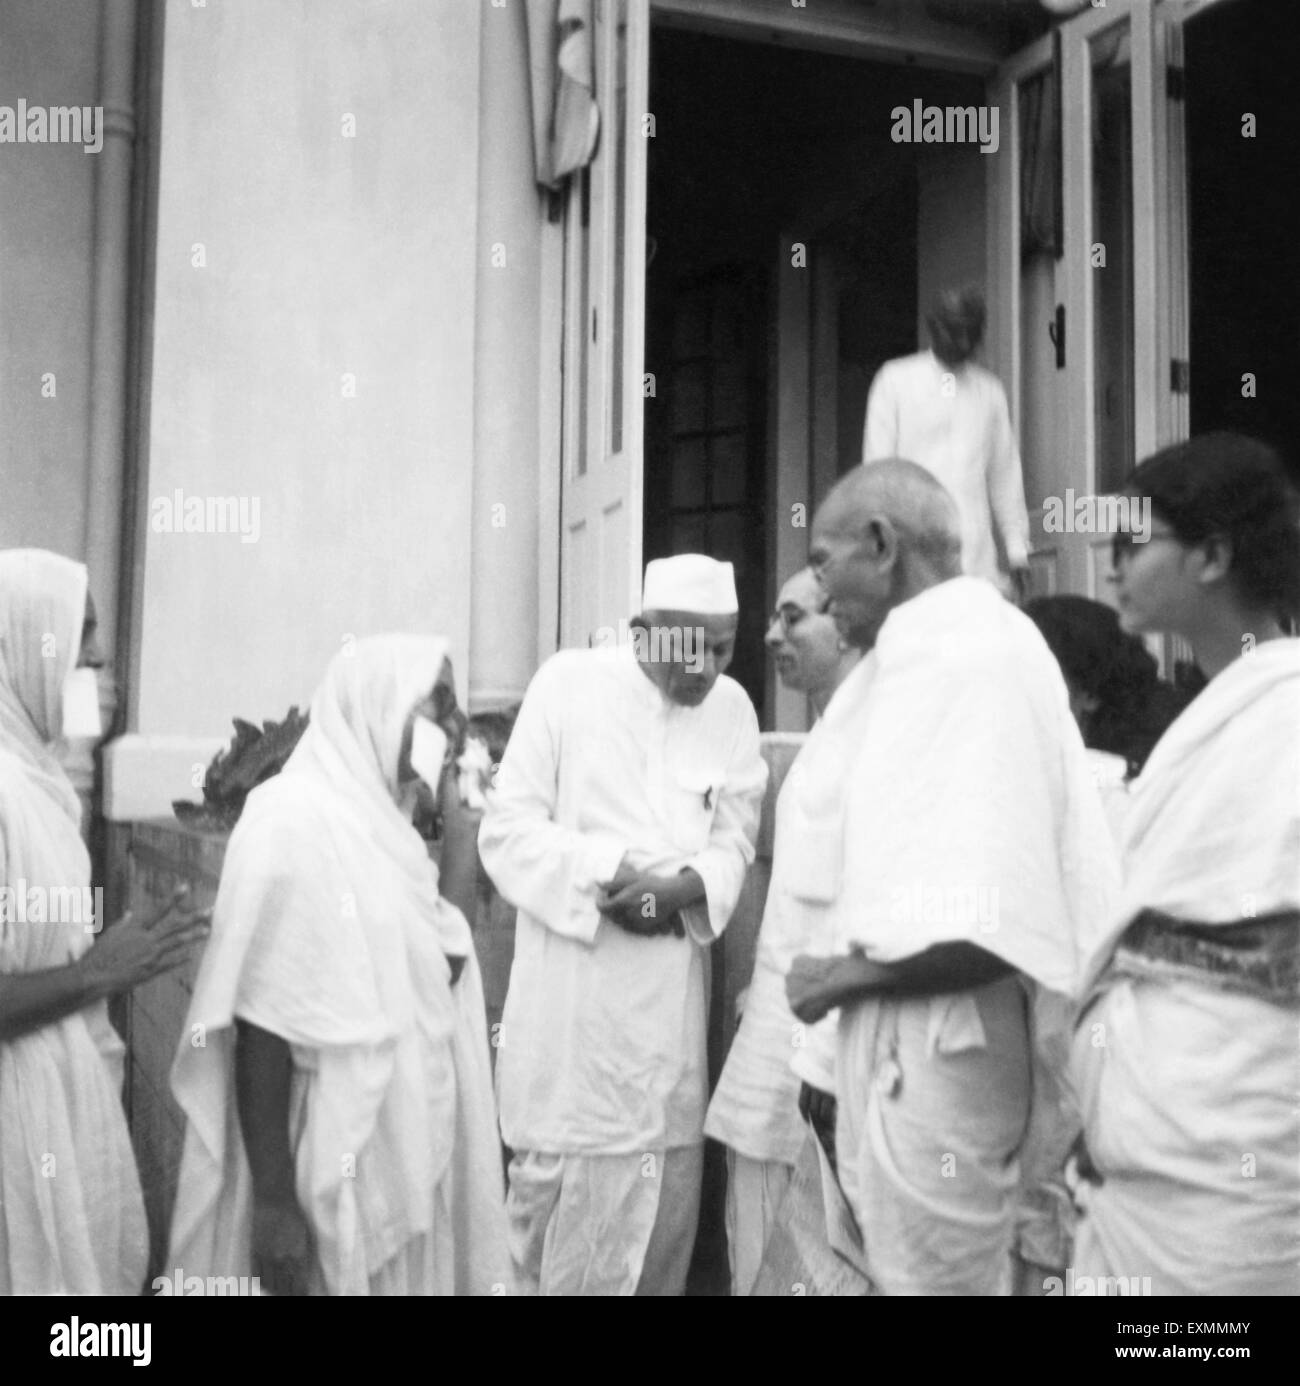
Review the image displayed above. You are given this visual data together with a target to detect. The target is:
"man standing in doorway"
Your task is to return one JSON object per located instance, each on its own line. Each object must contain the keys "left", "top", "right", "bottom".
{"left": 479, "top": 555, "right": 768, "bottom": 1295}
{"left": 863, "top": 286, "right": 1032, "bottom": 599}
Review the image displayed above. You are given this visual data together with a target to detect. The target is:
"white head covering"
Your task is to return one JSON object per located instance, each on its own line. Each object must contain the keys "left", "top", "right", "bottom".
{"left": 290, "top": 634, "right": 458, "bottom": 868}
{"left": 0, "top": 548, "right": 88, "bottom": 825}
{"left": 0, "top": 550, "right": 150, "bottom": 1295}
{"left": 642, "top": 554, "right": 738, "bottom": 615}
{"left": 170, "top": 634, "right": 512, "bottom": 1294}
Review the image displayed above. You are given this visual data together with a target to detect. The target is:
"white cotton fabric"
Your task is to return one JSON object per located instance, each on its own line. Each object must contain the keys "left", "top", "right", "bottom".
{"left": 504, "top": 1145, "right": 702, "bottom": 1296}
{"left": 169, "top": 635, "right": 512, "bottom": 1295}
{"left": 823, "top": 579, "right": 1117, "bottom": 987}
{"left": 1086, "top": 749, "right": 1131, "bottom": 847}
{"left": 1074, "top": 638, "right": 1300, "bottom": 1294}
{"left": 706, "top": 655, "right": 878, "bottom": 1167}
{"left": 724, "top": 1149, "right": 793, "bottom": 1298}
{"left": 863, "top": 350, "right": 1031, "bottom": 590}
{"left": 0, "top": 549, "right": 148, "bottom": 1295}
{"left": 478, "top": 645, "right": 767, "bottom": 1155}
{"left": 809, "top": 578, "right": 1118, "bottom": 1293}
{"left": 837, "top": 976, "right": 1031, "bottom": 1295}
{"left": 641, "top": 554, "right": 738, "bottom": 614}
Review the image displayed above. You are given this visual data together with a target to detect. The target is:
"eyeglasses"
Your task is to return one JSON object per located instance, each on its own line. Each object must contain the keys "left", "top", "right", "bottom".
{"left": 1110, "top": 530, "right": 1183, "bottom": 568}
{"left": 770, "top": 600, "right": 831, "bottom": 634}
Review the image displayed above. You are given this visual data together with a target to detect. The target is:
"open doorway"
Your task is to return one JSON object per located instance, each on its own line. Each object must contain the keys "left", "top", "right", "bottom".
{"left": 1185, "top": 0, "right": 1299, "bottom": 482}
{"left": 644, "top": 27, "right": 988, "bottom": 726}
{"left": 643, "top": 21, "right": 993, "bottom": 1297}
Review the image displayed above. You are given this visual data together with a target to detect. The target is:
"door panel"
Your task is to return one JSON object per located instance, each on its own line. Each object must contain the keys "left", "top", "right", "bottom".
{"left": 559, "top": 0, "right": 650, "bottom": 648}
{"left": 990, "top": 0, "right": 1189, "bottom": 609}
{"left": 988, "top": 31, "right": 1074, "bottom": 595}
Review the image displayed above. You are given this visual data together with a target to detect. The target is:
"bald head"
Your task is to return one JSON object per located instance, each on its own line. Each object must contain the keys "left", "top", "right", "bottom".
{"left": 821, "top": 460, "right": 962, "bottom": 568}
{"left": 809, "top": 459, "right": 962, "bottom": 648}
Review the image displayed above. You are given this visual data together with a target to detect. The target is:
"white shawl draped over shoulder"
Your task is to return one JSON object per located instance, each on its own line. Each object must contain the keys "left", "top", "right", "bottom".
{"left": 0, "top": 549, "right": 148, "bottom": 1294}
{"left": 807, "top": 579, "right": 1119, "bottom": 1279}
{"left": 1081, "top": 637, "right": 1300, "bottom": 992}
{"left": 169, "top": 636, "right": 511, "bottom": 1295}
{"left": 817, "top": 578, "right": 1118, "bottom": 993}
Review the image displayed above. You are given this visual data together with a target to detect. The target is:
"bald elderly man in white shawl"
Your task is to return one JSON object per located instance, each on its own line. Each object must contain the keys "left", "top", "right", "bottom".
{"left": 1, "top": 549, "right": 208, "bottom": 1294}
{"left": 787, "top": 462, "right": 1118, "bottom": 1295}
{"left": 479, "top": 555, "right": 768, "bottom": 1295}
{"left": 169, "top": 636, "right": 511, "bottom": 1295}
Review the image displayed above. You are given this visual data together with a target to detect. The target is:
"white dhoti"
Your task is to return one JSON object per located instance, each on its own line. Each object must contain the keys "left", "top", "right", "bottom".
{"left": 505, "top": 1145, "right": 703, "bottom": 1295}
{"left": 836, "top": 977, "right": 1031, "bottom": 1296}
{"left": 723, "top": 1150, "right": 793, "bottom": 1297}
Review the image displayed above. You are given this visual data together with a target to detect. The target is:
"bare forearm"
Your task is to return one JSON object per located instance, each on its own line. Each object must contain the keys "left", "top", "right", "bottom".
{"left": 234, "top": 1020, "right": 298, "bottom": 1205}
{"left": 439, "top": 810, "right": 482, "bottom": 929}
{"left": 0, "top": 960, "right": 107, "bottom": 1045}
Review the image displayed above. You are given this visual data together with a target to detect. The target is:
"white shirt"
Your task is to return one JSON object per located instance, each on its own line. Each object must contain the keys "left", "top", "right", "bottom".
{"left": 863, "top": 350, "right": 1031, "bottom": 588}
{"left": 478, "top": 646, "right": 767, "bottom": 1154}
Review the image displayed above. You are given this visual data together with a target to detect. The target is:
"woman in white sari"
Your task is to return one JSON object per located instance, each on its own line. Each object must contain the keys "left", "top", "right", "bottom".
{"left": 1073, "top": 433, "right": 1300, "bottom": 1295}
{"left": 0, "top": 549, "right": 208, "bottom": 1294}
{"left": 169, "top": 635, "right": 511, "bottom": 1295}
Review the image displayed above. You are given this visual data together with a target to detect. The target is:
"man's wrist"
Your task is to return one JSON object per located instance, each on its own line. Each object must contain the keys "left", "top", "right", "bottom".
{"left": 829, "top": 952, "right": 885, "bottom": 1006}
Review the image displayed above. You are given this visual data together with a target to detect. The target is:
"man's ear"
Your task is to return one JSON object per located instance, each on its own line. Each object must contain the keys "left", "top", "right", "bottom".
{"left": 866, "top": 516, "right": 900, "bottom": 567}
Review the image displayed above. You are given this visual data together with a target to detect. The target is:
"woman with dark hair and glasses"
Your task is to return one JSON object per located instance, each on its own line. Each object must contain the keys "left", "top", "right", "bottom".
{"left": 1072, "top": 431, "right": 1300, "bottom": 1295}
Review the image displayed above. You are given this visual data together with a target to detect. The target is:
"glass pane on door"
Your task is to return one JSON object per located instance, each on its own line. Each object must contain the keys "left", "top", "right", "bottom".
{"left": 1017, "top": 61, "right": 1062, "bottom": 511}
{"left": 1090, "top": 20, "right": 1135, "bottom": 494}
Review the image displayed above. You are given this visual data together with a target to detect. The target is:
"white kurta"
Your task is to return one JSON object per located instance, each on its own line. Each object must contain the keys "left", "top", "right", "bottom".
{"left": 808, "top": 578, "right": 1119, "bottom": 1293}
{"left": 863, "top": 350, "right": 1031, "bottom": 590}
{"left": 479, "top": 646, "right": 767, "bottom": 1155}
{"left": 0, "top": 550, "right": 148, "bottom": 1295}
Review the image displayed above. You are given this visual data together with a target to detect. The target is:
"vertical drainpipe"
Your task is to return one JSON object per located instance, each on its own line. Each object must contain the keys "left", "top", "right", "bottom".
{"left": 82, "top": 0, "right": 139, "bottom": 668}
{"left": 62, "top": 0, "right": 138, "bottom": 829}
{"left": 469, "top": 0, "right": 543, "bottom": 716}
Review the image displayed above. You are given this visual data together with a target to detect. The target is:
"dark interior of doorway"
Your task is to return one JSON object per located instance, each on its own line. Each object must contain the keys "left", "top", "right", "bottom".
{"left": 644, "top": 30, "right": 981, "bottom": 735}
{"left": 1185, "top": 0, "right": 1299, "bottom": 482}
{"left": 644, "top": 23, "right": 984, "bottom": 1296}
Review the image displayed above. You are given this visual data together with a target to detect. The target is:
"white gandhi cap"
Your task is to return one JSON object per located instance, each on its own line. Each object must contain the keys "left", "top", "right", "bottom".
{"left": 641, "top": 554, "right": 738, "bottom": 615}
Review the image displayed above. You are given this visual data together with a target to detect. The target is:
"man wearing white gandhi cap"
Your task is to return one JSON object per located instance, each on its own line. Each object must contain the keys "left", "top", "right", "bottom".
{"left": 479, "top": 554, "right": 767, "bottom": 1293}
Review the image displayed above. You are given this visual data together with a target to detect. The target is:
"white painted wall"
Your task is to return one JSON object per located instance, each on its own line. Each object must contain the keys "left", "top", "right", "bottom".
{"left": 0, "top": 0, "right": 101, "bottom": 562}
{"left": 134, "top": 0, "right": 482, "bottom": 741}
